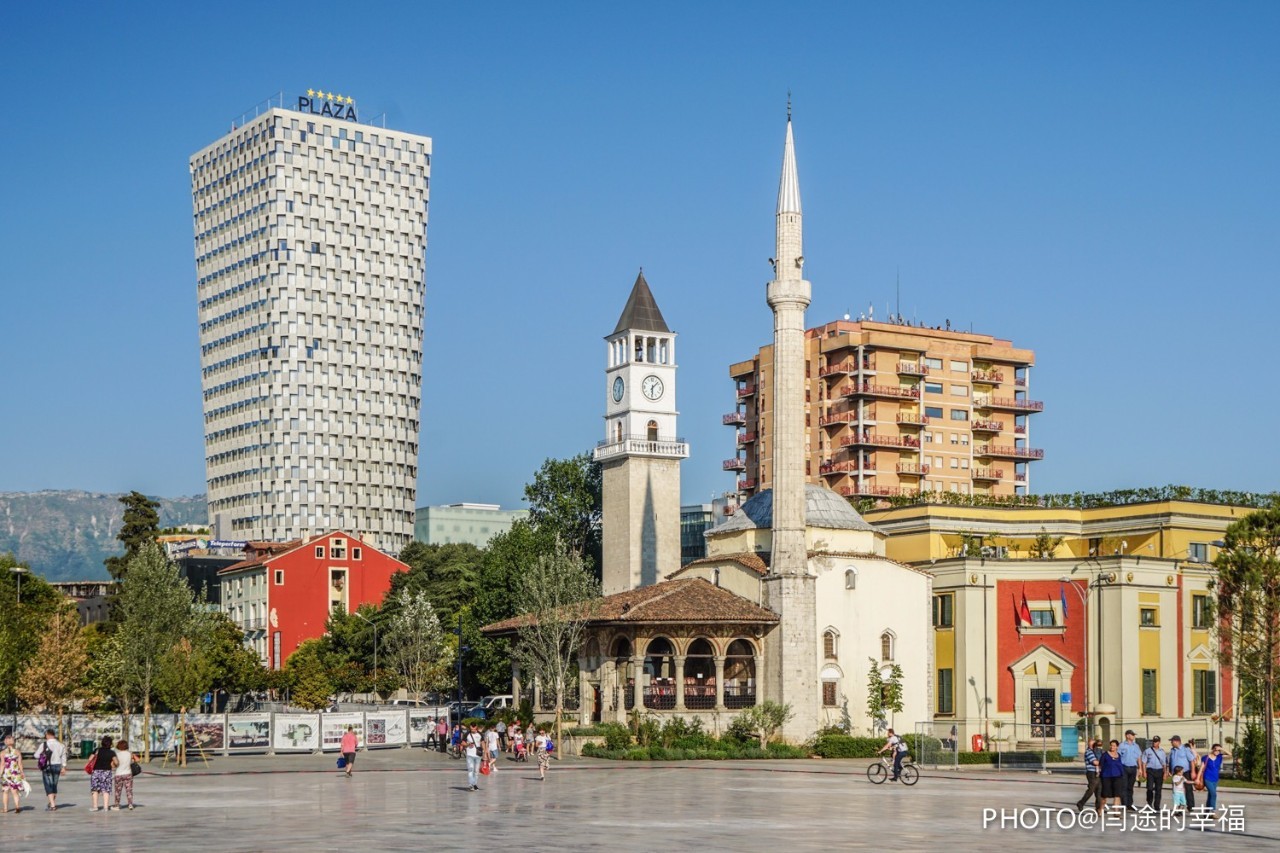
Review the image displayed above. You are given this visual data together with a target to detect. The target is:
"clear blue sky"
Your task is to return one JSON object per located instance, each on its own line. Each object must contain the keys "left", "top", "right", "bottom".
{"left": 1, "top": 2, "right": 1277, "bottom": 508}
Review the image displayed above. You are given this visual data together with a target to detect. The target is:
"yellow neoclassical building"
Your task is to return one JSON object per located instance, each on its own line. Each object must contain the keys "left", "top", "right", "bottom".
{"left": 862, "top": 496, "right": 1256, "bottom": 747}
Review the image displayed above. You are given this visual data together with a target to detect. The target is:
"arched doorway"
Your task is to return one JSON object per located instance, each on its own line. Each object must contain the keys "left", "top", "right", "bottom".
{"left": 724, "top": 639, "right": 757, "bottom": 708}
{"left": 684, "top": 638, "right": 716, "bottom": 710}
{"left": 643, "top": 637, "right": 676, "bottom": 709}
{"left": 647, "top": 420, "right": 659, "bottom": 442}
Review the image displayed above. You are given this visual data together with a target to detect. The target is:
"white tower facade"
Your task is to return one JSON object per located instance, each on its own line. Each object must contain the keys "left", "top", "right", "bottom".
{"left": 190, "top": 94, "right": 430, "bottom": 554}
{"left": 761, "top": 114, "right": 821, "bottom": 738}
{"left": 595, "top": 272, "right": 689, "bottom": 595}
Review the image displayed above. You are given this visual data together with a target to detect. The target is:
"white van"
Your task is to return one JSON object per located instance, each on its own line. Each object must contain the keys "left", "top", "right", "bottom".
{"left": 478, "top": 695, "right": 514, "bottom": 711}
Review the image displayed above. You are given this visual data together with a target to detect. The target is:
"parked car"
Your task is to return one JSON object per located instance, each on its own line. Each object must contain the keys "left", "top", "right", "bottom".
{"left": 448, "top": 701, "right": 486, "bottom": 723}
{"left": 477, "top": 694, "right": 514, "bottom": 712}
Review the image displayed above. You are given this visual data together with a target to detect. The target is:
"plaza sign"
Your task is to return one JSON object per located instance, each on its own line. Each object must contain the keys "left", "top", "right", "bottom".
{"left": 297, "top": 89, "right": 358, "bottom": 121}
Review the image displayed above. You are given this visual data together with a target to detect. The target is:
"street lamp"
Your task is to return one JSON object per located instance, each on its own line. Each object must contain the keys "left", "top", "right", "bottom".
{"left": 9, "top": 566, "right": 27, "bottom": 605}
{"left": 353, "top": 611, "right": 378, "bottom": 697}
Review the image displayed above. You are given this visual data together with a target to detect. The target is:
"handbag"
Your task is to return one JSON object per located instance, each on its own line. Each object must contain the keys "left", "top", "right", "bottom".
{"left": 130, "top": 760, "right": 142, "bottom": 777}
{"left": 85, "top": 753, "right": 97, "bottom": 775}
{"left": 479, "top": 759, "right": 491, "bottom": 776}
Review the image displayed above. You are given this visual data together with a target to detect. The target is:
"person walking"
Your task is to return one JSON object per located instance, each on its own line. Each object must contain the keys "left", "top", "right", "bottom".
{"left": 89, "top": 735, "right": 116, "bottom": 812}
{"left": 340, "top": 726, "right": 358, "bottom": 777}
{"left": 1, "top": 734, "right": 25, "bottom": 814}
{"left": 1168, "top": 736, "right": 1197, "bottom": 811}
{"left": 1097, "top": 740, "right": 1125, "bottom": 813}
{"left": 464, "top": 724, "right": 484, "bottom": 791}
{"left": 1075, "top": 738, "right": 1102, "bottom": 813}
{"left": 485, "top": 726, "right": 500, "bottom": 775}
{"left": 1140, "top": 736, "right": 1167, "bottom": 810}
{"left": 110, "top": 739, "right": 135, "bottom": 811}
{"left": 496, "top": 719, "right": 508, "bottom": 753}
{"left": 534, "top": 728, "right": 550, "bottom": 781}
{"left": 1200, "top": 744, "right": 1228, "bottom": 811}
{"left": 38, "top": 729, "right": 66, "bottom": 812}
{"left": 436, "top": 718, "right": 448, "bottom": 754}
{"left": 1118, "top": 730, "right": 1141, "bottom": 809}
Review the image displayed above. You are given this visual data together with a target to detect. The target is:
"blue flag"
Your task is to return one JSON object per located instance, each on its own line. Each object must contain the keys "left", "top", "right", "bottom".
{"left": 1060, "top": 585, "right": 1068, "bottom": 621}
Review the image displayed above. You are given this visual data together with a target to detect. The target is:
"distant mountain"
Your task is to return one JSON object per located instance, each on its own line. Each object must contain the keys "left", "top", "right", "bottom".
{"left": 0, "top": 491, "right": 207, "bottom": 581}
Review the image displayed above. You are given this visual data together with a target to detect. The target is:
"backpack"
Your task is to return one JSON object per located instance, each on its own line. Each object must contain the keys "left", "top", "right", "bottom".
{"left": 37, "top": 744, "right": 50, "bottom": 770}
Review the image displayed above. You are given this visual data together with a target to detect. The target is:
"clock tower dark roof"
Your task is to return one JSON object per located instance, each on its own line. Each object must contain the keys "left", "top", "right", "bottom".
{"left": 612, "top": 270, "right": 671, "bottom": 335}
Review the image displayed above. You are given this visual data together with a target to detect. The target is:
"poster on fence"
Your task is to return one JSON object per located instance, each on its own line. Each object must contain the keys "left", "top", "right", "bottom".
{"left": 321, "top": 712, "right": 364, "bottom": 751}
{"left": 15, "top": 715, "right": 58, "bottom": 754}
{"left": 227, "top": 713, "right": 271, "bottom": 750}
{"left": 364, "top": 710, "right": 407, "bottom": 747}
{"left": 407, "top": 711, "right": 434, "bottom": 745}
{"left": 274, "top": 714, "right": 320, "bottom": 751}
{"left": 69, "top": 715, "right": 125, "bottom": 754}
{"left": 129, "top": 714, "right": 177, "bottom": 756}
{"left": 184, "top": 714, "right": 226, "bottom": 751}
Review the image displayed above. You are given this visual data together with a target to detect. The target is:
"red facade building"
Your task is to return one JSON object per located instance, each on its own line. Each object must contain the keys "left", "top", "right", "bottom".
{"left": 219, "top": 531, "right": 407, "bottom": 669}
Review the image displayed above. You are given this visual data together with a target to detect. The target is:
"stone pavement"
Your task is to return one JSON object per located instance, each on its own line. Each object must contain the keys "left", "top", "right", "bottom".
{"left": 2, "top": 749, "right": 1275, "bottom": 851}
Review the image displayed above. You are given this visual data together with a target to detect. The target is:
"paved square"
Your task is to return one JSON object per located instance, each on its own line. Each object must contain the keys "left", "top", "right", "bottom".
{"left": 2, "top": 751, "right": 1275, "bottom": 851}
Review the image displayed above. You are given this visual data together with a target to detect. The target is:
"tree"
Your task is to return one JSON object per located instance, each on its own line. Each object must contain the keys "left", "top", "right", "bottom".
{"left": 511, "top": 538, "right": 599, "bottom": 748}
{"left": 16, "top": 604, "right": 91, "bottom": 736}
{"left": 1211, "top": 506, "right": 1280, "bottom": 785}
{"left": 384, "top": 589, "right": 451, "bottom": 698}
{"left": 115, "top": 541, "right": 198, "bottom": 760}
{"left": 866, "top": 660, "right": 886, "bottom": 726}
{"left": 283, "top": 639, "right": 334, "bottom": 710}
{"left": 390, "top": 541, "right": 483, "bottom": 626}
{"left": 1030, "top": 528, "right": 1064, "bottom": 559}
{"left": 104, "top": 491, "right": 161, "bottom": 581}
{"left": 734, "top": 701, "right": 794, "bottom": 745}
{"left": 201, "top": 613, "right": 267, "bottom": 694}
{"left": 524, "top": 454, "right": 603, "bottom": 574}
{"left": 154, "top": 637, "right": 213, "bottom": 715}
{"left": 0, "top": 553, "right": 62, "bottom": 708}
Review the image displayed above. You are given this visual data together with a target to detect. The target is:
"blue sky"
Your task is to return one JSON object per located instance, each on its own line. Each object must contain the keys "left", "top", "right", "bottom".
{"left": 1, "top": 2, "right": 1277, "bottom": 508}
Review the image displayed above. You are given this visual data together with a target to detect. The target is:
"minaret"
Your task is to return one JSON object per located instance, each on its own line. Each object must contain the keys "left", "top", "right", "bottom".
{"left": 595, "top": 272, "right": 689, "bottom": 595}
{"left": 761, "top": 108, "right": 820, "bottom": 738}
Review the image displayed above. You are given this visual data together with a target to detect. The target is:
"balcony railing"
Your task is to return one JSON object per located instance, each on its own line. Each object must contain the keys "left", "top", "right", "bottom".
{"left": 1015, "top": 472, "right": 1028, "bottom": 483}
{"left": 818, "top": 360, "right": 857, "bottom": 378}
{"left": 898, "top": 361, "right": 929, "bottom": 376}
{"left": 736, "top": 385, "right": 756, "bottom": 398}
{"left": 736, "top": 431, "right": 757, "bottom": 446}
{"left": 975, "top": 444, "right": 1045, "bottom": 460}
{"left": 1014, "top": 424, "right": 1027, "bottom": 435}
{"left": 736, "top": 477, "right": 756, "bottom": 491}
{"left": 724, "top": 686, "right": 756, "bottom": 709}
{"left": 1014, "top": 377, "right": 1027, "bottom": 387}
{"left": 595, "top": 435, "right": 691, "bottom": 462}
{"left": 722, "top": 457, "right": 746, "bottom": 471}
{"left": 972, "top": 419, "right": 1004, "bottom": 432}
{"left": 643, "top": 686, "right": 677, "bottom": 711}
{"left": 972, "top": 467, "right": 1004, "bottom": 480}
{"left": 842, "top": 383, "right": 921, "bottom": 400}
{"left": 840, "top": 432, "right": 921, "bottom": 449}
{"left": 896, "top": 412, "right": 929, "bottom": 426}
{"left": 722, "top": 411, "right": 747, "bottom": 426}
{"left": 819, "top": 460, "right": 859, "bottom": 476}
{"left": 971, "top": 368, "right": 1004, "bottom": 383}
{"left": 896, "top": 462, "right": 930, "bottom": 476}
{"left": 974, "top": 395, "right": 1044, "bottom": 412}
{"left": 819, "top": 410, "right": 860, "bottom": 427}
{"left": 839, "top": 485, "right": 917, "bottom": 498}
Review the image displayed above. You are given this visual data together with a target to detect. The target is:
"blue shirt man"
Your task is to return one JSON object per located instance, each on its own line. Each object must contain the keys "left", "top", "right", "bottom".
{"left": 1118, "top": 730, "right": 1142, "bottom": 808}
{"left": 1141, "top": 737, "right": 1167, "bottom": 811}
{"left": 1169, "top": 737, "right": 1199, "bottom": 810}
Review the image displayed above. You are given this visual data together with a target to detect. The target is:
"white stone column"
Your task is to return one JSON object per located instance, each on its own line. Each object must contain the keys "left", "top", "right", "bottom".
{"left": 714, "top": 656, "right": 726, "bottom": 710}
{"left": 674, "top": 655, "right": 686, "bottom": 710}
{"left": 631, "top": 655, "right": 645, "bottom": 711}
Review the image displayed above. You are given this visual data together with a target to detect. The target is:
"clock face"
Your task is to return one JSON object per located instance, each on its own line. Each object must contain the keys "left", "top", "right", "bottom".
{"left": 642, "top": 375, "right": 664, "bottom": 401}
{"left": 612, "top": 376, "right": 625, "bottom": 403}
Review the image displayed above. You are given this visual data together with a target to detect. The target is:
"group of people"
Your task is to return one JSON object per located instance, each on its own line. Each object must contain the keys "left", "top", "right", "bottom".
{"left": 0, "top": 730, "right": 137, "bottom": 814}
{"left": 460, "top": 721, "right": 553, "bottom": 791}
{"left": 1077, "top": 730, "right": 1229, "bottom": 814}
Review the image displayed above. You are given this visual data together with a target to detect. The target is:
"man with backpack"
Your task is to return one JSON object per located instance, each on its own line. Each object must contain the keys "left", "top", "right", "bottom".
{"left": 38, "top": 729, "right": 66, "bottom": 811}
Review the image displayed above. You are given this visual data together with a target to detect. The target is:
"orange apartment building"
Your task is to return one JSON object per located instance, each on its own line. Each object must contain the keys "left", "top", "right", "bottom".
{"left": 723, "top": 319, "right": 1041, "bottom": 499}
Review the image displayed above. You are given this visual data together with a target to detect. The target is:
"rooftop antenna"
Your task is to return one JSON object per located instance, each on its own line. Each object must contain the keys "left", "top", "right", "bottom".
{"left": 896, "top": 269, "right": 901, "bottom": 322}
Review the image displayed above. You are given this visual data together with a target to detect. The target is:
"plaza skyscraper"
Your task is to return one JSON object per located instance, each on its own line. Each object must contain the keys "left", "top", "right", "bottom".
{"left": 189, "top": 92, "right": 431, "bottom": 553}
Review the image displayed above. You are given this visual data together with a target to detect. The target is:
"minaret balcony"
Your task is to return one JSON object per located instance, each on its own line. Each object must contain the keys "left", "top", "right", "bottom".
{"left": 593, "top": 435, "right": 691, "bottom": 463}
{"left": 736, "top": 431, "right": 757, "bottom": 447}
{"left": 974, "top": 444, "right": 1044, "bottom": 460}
{"left": 972, "top": 419, "right": 1005, "bottom": 433}
{"left": 841, "top": 382, "right": 921, "bottom": 401}
{"left": 722, "top": 457, "right": 747, "bottom": 471}
{"left": 722, "top": 411, "right": 747, "bottom": 426}
{"left": 840, "top": 432, "right": 921, "bottom": 449}
{"left": 974, "top": 395, "right": 1043, "bottom": 412}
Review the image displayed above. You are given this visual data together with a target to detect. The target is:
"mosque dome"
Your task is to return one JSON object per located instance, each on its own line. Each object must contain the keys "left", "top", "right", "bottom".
{"left": 714, "top": 484, "right": 875, "bottom": 534}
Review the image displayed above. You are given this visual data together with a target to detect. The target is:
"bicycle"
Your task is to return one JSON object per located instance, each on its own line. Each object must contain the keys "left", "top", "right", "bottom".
{"left": 867, "top": 754, "right": 919, "bottom": 785}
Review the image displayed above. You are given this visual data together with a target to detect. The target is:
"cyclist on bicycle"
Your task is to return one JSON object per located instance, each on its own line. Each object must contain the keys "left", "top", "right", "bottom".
{"left": 877, "top": 728, "right": 909, "bottom": 781}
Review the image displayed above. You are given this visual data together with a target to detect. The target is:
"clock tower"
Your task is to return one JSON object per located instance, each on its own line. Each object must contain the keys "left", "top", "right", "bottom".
{"left": 595, "top": 271, "right": 689, "bottom": 595}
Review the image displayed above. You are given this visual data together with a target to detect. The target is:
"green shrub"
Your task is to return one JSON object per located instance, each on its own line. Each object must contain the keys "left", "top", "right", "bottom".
{"left": 598, "top": 721, "right": 632, "bottom": 751}
{"left": 812, "top": 734, "right": 884, "bottom": 758}
{"left": 624, "top": 748, "right": 650, "bottom": 760}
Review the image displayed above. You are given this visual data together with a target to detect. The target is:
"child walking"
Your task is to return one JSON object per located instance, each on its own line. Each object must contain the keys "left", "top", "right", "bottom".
{"left": 1171, "top": 769, "right": 1187, "bottom": 811}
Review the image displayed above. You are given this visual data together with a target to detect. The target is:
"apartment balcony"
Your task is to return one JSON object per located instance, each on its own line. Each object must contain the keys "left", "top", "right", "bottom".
{"left": 819, "top": 460, "right": 859, "bottom": 476}
{"left": 722, "top": 457, "right": 747, "bottom": 472}
{"left": 819, "top": 410, "right": 860, "bottom": 427}
{"left": 840, "top": 432, "right": 921, "bottom": 449}
{"left": 971, "top": 368, "right": 1004, "bottom": 384}
{"left": 896, "top": 462, "right": 930, "bottom": 476}
{"left": 594, "top": 435, "right": 691, "bottom": 463}
{"left": 972, "top": 467, "right": 1005, "bottom": 481}
{"left": 736, "top": 478, "right": 757, "bottom": 491}
{"left": 973, "top": 395, "right": 1044, "bottom": 412}
{"left": 1014, "top": 424, "right": 1027, "bottom": 435}
{"left": 972, "top": 418, "right": 1004, "bottom": 433}
{"left": 975, "top": 444, "right": 1045, "bottom": 460}
{"left": 1014, "top": 377, "right": 1028, "bottom": 388}
{"left": 839, "top": 485, "right": 916, "bottom": 498}
{"left": 896, "top": 412, "right": 930, "bottom": 427}
{"left": 736, "top": 385, "right": 757, "bottom": 399}
{"left": 1015, "top": 472, "right": 1027, "bottom": 483}
{"left": 736, "top": 431, "right": 757, "bottom": 446}
{"left": 841, "top": 382, "right": 921, "bottom": 401}
{"left": 722, "top": 411, "right": 747, "bottom": 426}
{"left": 818, "top": 360, "right": 858, "bottom": 378}
{"left": 898, "top": 361, "right": 929, "bottom": 376}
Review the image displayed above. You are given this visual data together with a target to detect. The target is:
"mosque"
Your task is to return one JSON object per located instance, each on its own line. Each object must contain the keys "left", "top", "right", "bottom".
{"left": 487, "top": 114, "right": 932, "bottom": 740}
